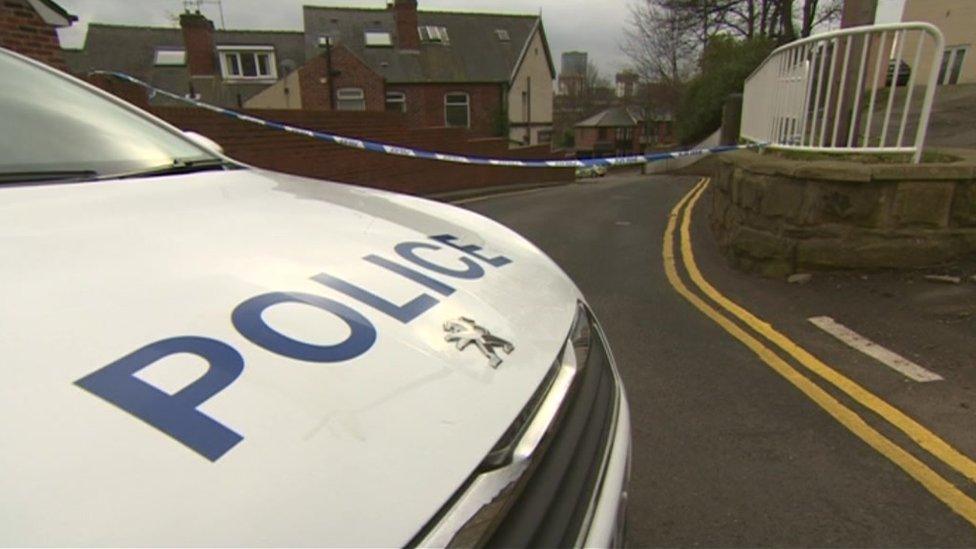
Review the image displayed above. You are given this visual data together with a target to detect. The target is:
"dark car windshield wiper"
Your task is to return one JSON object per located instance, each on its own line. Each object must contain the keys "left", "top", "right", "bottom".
{"left": 0, "top": 170, "right": 98, "bottom": 184}
{"left": 113, "top": 157, "right": 238, "bottom": 180}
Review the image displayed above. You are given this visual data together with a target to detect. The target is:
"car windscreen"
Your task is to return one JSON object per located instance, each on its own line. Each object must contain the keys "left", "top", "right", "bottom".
{"left": 0, "top": 51, "right": 218, "bottom": 182}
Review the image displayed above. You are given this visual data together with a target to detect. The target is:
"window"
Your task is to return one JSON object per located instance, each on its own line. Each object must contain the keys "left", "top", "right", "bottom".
{"left": 615, "top": 127, "right": 634, "bottom": 141}
{"left": 364, "top": 31, "right": 392, "bottom": 47}
{"left": 154, "top": 49, "right": 186, "bottom": 66}
{"left": 218, "top": 46, "right": 276, "bottom": 80}
{"left": 419, "top": 26, "right": 450, "bottom": 44}
{"left": 444, "top": 92, "right": 469, "bottom": 127}
{"left": 385, "top": 91, "right": 406, "bottom": 113}
{"left": 939, "top": 46, "right": 969, "bottom": 85}
{"left": 495, "top": 29, "right": 510, "bottom": 41}
{"left": 538, "top": 130, "right": 552, "bottom": 144}
{"left": 336, "top": 88, "right": 365, "bottom": 111}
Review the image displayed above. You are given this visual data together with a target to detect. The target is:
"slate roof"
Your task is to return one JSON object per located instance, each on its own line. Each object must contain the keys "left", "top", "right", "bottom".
{"left": 302, "top": 6, "right": 555, "bottom": 84}
{"left": 63, "top": 24, "right": 305, "bottom": 106}
{"left": 575, "top": 107, "right": 642, "bottom": 128}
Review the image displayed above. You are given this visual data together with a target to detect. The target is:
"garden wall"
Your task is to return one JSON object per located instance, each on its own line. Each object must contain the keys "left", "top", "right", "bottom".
{"left": 711, "top": 150, "right": 976, "bottom": 276}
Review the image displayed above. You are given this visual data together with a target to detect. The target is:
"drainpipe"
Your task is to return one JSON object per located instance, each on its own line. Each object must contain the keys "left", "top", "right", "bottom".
{"left": 527, "top": 76, "right": 532, "bottom": 144}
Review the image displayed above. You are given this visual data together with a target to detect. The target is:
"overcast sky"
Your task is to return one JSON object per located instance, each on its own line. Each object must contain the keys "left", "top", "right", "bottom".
{"left": 55, "top": 0, "right": 906, "bottom": 76}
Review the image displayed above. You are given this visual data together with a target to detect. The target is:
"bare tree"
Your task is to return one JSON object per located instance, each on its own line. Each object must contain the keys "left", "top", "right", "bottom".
{"left": 629, "top": 0, "right": 841, "bottom": 47}
{"left": 623, "top": 1, "right": 697, "bottom": 87}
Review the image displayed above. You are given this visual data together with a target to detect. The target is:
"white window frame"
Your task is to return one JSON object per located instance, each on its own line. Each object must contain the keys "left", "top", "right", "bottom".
{"left": 495, "top": 29, "right": 510, "bottom": 41}
{"left": 939, "top": 45, "right": 970, "bottom": 85}
{"left": 419, "top": 25, "right": 450, "bottom": 44}
{"left": 217, "top": 45, "right": 277, "bottom": 81}
{"left": 364, "top": 31, "right": 393, "bottom": 47}
{"left": 154, "top": 48, "right": 186, "bottom": 66}
{"left": 385, "top": 91, "right": 406, "bottom": 113}
{"left": 336, "top": 87, "right": 366, "bottom": 111}
{"left": 444, "top": 92, "right": 470, "bottom": 128}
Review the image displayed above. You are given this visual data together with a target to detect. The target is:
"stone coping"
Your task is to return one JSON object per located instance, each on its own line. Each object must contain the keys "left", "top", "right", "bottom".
{"left": 719, "top": 149, "right": 976, "bottom": 182}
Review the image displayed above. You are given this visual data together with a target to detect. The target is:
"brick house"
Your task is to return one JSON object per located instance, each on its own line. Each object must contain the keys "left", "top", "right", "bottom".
{"left": 0, "top": 0, "right": 76, "bottom": 70}
{"left": 62, "top": 1, "right": 556, "bottom": 147}
{"left": 248, "top": 1, "right": 556, "bottom": 145}
{"left": 63, "top": 13, "right": 307, "bottom": 109}
{"left": 574, "top": 107, "right": 645, "bottom": 158}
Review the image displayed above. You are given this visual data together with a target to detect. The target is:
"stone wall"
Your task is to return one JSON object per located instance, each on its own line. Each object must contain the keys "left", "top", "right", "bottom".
{"left": 710, "top": 151, "right": 976, "bottom": 276}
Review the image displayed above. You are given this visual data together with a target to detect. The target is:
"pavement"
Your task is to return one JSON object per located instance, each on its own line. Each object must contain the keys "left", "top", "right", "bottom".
{"left": 461, "top": 172, "right": 976, "bottom": 546}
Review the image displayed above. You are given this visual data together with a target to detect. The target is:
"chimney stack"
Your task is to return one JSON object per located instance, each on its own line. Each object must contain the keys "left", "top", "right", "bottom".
{"left": 392, "top": 0, "right": 419, "bottom": 51}
{"left": 179, "top": 11, "right": 216, "bottom": 76}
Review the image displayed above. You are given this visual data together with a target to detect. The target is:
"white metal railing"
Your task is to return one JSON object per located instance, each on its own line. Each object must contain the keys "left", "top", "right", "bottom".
{"left": 741, "top": 23, "right": 945, "bottom": 163}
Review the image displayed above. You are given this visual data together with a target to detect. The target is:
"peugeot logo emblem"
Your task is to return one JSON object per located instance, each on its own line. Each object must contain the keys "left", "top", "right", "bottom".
{"left": 444, "top": 317, "right": 514, "bottom": 368}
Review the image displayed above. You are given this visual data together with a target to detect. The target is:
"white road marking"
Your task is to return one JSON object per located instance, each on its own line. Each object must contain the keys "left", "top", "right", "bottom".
{"left": 808, "top": 316, "right": 943, "bottom": 382}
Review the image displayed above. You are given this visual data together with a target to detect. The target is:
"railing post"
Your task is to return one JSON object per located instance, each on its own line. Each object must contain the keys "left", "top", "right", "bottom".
{"left": 911, "top": 27, "right": 944, "bottom": 163}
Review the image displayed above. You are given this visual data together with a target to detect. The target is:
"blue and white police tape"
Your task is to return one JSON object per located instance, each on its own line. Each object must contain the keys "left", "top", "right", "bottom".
{"left": 92, "top": 70, "right": 762, "bottom": 169}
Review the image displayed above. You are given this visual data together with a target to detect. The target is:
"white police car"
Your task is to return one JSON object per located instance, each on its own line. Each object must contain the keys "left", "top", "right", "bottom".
{"left": 0, "top": 47, "right": 631, "bottom": 547}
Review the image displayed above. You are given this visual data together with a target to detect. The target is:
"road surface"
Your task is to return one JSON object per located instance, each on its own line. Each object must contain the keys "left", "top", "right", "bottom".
{"left": 461, "top": 173, "right": 976, "bottom": 547}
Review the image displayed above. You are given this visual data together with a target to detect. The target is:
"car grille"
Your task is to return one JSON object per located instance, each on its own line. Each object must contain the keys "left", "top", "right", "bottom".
{"left": 412, "top": 311, "right": 620, "bottom": 548}
{"left": 484, "top": 328, "right": 617, "bottom": 547}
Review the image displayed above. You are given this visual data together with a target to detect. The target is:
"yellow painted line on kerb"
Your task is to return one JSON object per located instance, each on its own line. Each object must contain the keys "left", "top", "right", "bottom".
{"left": 663, "top": 179, "right": 976, "bottom": 528}
{"left": 680, "top": 179, "right": 976, "bottom": 486}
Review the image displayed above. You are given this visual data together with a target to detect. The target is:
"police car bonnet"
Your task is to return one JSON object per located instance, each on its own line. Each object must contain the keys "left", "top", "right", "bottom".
{"left": 0, "top": 168, "right": 582, "bottom": 546}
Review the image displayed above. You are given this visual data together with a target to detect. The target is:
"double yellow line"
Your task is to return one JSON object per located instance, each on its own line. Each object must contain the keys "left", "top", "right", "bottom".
{"left": 664, "top": 178, "right": 976, "bottom": 528}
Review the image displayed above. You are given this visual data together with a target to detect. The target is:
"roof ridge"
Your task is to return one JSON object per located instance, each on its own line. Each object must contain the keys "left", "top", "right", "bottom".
{"left": 85, "top": 22, "right": 303, "bottom": 34}
{"left": 86, "top": 23, "right": 179, "bottom": 31}
{"left": 216, "top": 29, "right": 304, "bottom": 35}
{"left": 302, "top": 4, "right": 538, "bottom": 18}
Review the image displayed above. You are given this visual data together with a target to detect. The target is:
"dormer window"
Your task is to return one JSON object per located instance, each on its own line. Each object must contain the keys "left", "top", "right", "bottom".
{"left": 364, "top": 31, "right": 392, "bottom": 47}
{"left": 154, "top": 48, "right": 186, "bottom": 66}
{"left": 495, "top": 29, "right": 510, "bottom": 41}
{"left": 419, "top": 26, "right": 449, "bottom": 44}
{"left": 217, "top": 46, "right": 277, "bottom": 80}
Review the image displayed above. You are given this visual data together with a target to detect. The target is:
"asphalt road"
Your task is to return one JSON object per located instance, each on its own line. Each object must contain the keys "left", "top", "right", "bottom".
{"left": 462, "top": 174, "right": 976, "bottom": 547}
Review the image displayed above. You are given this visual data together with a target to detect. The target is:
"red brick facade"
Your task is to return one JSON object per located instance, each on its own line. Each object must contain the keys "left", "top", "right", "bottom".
{"left": 296, "top": 45, "right": 504, "bottom": 139}
{"left": 0, "top": 0, "right": 70, "bottom": 70}
{"left": 574, "top": 125, "right": 641, "bottom": 157}
{"left": 298, "top": 45, "right": 385, "bottom": 111}
{"left": 389, "top": 83, "right": 503, "bottom": 138}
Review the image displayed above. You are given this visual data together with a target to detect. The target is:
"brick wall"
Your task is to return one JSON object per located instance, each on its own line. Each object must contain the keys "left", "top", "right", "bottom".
{"left": 0, "top": 0, "right": 68, "bottom": 70}
{"left": 86, "top": 73, "right": 150, "bottom": 110}
{"left": 389, "top": 83, "right": 504, "bottom": 138}
{"left": 574, "top": 125, "right": 641, "bottom": 156}
{"left": 575, "top": 127, "right": 600, "bottom": 153}
{"left": 179, "top": 12, "right": 216, "bottom": 76}
{"left": 150, "top": 106, "right": 572, "bottom": 194}
{"left": 298, "top": 45, "right": 386, "bottom": 111}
